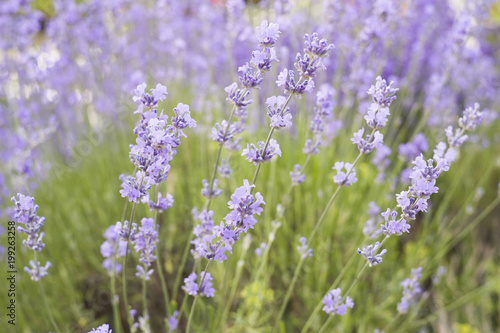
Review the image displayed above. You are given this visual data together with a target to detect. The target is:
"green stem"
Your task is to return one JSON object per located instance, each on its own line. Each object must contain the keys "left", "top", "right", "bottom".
{"left": 318, "top": 316, "right": 333, "bottom": 333}
{"left": 142, "top": 264, "right": 149, "bottom": 317}
{"left": 110, "top": 261, "right": 123, "bottom": 333}
{"left": 39, "top": 280, "right": 62, "bottom": 333}
{"left": 122, "top": 202, "right": 137, "bottom": 329}
{"left": 153, "top": 185, "right": 171, "bottom": 319}
{"left": 274, "top": 256, "right": 306, "bottom": 330}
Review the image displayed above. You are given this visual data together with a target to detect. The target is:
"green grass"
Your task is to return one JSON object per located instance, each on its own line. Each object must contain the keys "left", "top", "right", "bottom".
{"left": 2, "top": 99, "right": 500, "bottom": 332}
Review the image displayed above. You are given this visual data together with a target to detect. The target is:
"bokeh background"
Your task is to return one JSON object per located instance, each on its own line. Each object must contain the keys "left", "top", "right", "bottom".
{"left": 1, "top": 0, "right": 500, "bottom": 332}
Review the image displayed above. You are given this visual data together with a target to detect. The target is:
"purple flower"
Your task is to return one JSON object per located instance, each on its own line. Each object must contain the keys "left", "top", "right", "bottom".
{"left": 211, "top": 120, "right": 241, "bottom": 144}
{"left": 217, "top": 159, "right": 232, "bottom": 178}
{"left": 297, "top": 237, "right": 313, "bottom": 259}
{"left": 24, "top": 260, "right": 52, "bottom": 282}
{"left": 294, "top": 53, "right": 323, "bottom": 79}
{"left": 167, "top": 310, "right": 179, "bottom": 332}
{"left": 367, "top": 76, "right": 399, "bottom": 107}
{"left": 398, "top": 133, "right": 429, "bottom": 160}
{"left": 303, "top": 32, "right": 334, "bottom": 58}
{"left": 147, "top": 192, "right": 174, "bottom": 213}
{"left": 225, "top": 83, "right": 252, "bottom": 111}
{"left": 266, "top": 96, "right": 292, "bottom": 129}
{"left": 172, "top": 103, "right": 197, "bottom": 131}
{"left": 397, "top": 267, "right": 423, "bottom": 314}
{"left": 133, "top": 83, "right": 168, "bottom": 113}
{"left": 256, "top": 20, "right": 280, "bottom": 47}
{"left": 303, "top": 139, "right": 320, "bottom": 155}
{"left": 132, "top": 218, "right": 159, "bottom": 270}
{"left": 88, "top": 324, "right": 112, "bottom": 333}
{"left": 119, "top": 171, "right": 153, "bottom": 203}
{"left": 363, "top": 202, "right": 383, "bottom": 239}
{"left": 251, "top": 48, "right": 279, "bottom": 72}
{"left": 238, "top": 63, "right": 264, "bottom": 89}
{"left": 11, "top": 193, "right": 46, "bottom": 252}
{"left": 242, "top": 139, "right": 282, "bottom": 165}
{"left": 458, "top": 103, "right": 482, "bottom": 131}
{"left": 380, "top": 209, "right": 410, "bottom": 236}
{"left": 332, "top": 162, "right": 358, "bottom": 187}
{"left": 357, "top": 242, "right": 387, "bottom": 267}
{"left": 190, "top": 209, "right": 215, "bottom": 260}
{"left": 255, "top": 242, "right": 267, "bottom": 257}
{"left": 201, "top": 179, "right": 223, "bottom": 199}
{"left": 322, "top": 288, "right": 354, "bottom": 316}
{"left": 182, "top": 271, "right": 215, "bottom": 297}
{"left": 290, "top": 164, "right": 306, "bottom": 186}
{"left": 276, "top": 69, "right": 315, "bottom": 97}
{"left": 411, "top": 155, "right": 449, "bottom": 181}
{"left": 101, "top": 223, "right": 128, "bottom": 274}
{"left": 445, "top": 126, "right": 468, "bottom": 148}
{"left": 351, "top": 128, "right": 384, "bottom": 154}
{"left": 182, "top": 272, "right": 199, "bottom": 296}
{"left": 364, "top": 103, "right": 390, "bottom": 129}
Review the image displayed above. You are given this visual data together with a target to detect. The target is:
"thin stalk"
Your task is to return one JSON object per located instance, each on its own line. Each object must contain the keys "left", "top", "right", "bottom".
{"left": 142, "top": 264, "right": 149, "bottom": 317}
{"left": 39, "top": 277, "right": 62, "bottom": 333}
{"left": 381, "top": 313, "right": 401, "bottom": 333}
{"left": 318, "top": 315, "right": 333, "bottom": 333}
{"left": 173, "top": 234, "right": 192, "bottom": 301}
{"left": 153, "top": 184, "right": 171, "bottom": 317}
{"left": 186, "top": 261, "right": 211, "bottom": 333}
{"left": 274, "top": 256, "right": 306, "bottom": 330}
{"left": 110, "top": 262, "right": 123, "bottom": 333}
{"left": 251, "top": 92, "right": 295, "bottom": 187}
{"left": 122, "top": 202, "right": 137, "bottom": 329}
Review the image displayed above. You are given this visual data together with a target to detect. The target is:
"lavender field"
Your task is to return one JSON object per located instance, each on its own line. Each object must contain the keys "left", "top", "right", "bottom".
{"left": 1, "top": 0, "right": 500, "bottom": 332}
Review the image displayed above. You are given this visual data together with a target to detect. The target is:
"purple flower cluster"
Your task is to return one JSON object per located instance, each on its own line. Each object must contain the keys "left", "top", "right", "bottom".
{"left": 351, "top": 76, "right": 398, "bottom": 155}
{"left": 397, "top": 267, "right": 423, "bottom": 314}
{"left": 322, "top": 288, "right": 354, "bottom": 316}
{"left": 357, "top": 241, "right": 387, "bottom": 267}
{"left": 289, "top": 164, "right": 306, "bottom": 186}
{"left": 297, "top": 237, "right": 313, "bottom": 259}
{"left": 332, "top": 162, "right": 358, "bottom": 187}
{"left": 380, "top": 104, "right": 483, "bottom": 238}
{"left": 88, "top": 324, "right": 112, "bottom": 333}
{"left": 131, "top": 218, "right": 159, "bottom": 280}
{"left": 182, "top": 271, "right": 215, "bottom": 298}
{"left": 266, "top": 96, "right": 293, "bottom": 129}
{"left": 191, "top": 180, "right": 265, "bottom": 263}
{"left": 277, "top": 33, "right": 333, "bottom": 98}
{"left": 121, "top": 83, "right": 196, "bottom": 203}
{"left": 11, "top": 193, "right": 51, "bottom": 281}
{"left": 242, "top": 140, "right": 282, "bottom": 165}
{"left": 363, "top": 202, "right": 384, "bottom": 239}
{"left": 100, "top": 223, "right": 128, "bottom": 274}
{"left": 167, "top": 310, "right": 179, "bottom": 332}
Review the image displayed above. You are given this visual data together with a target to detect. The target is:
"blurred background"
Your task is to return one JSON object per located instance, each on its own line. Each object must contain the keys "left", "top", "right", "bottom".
{"left": 1, "top": 0, "right": 500, "bottom": 332}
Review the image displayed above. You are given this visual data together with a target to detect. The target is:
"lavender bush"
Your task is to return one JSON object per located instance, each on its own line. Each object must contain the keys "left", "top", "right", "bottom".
{"left": 1, "top": 0, "right": 500, "bottom": 332}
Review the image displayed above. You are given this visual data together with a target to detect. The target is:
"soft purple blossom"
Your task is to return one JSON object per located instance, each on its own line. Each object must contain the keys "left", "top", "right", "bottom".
{"left": 367, "top": 76, "right": 399, "bottom": 107}
{"left": 297, "top": 237, "right": 313, "bottom": 258}
{"left": 351, "top": 128, "right": 384, "bottom": 154}
{"left": 119, "top": 171, "right": 153, "bottom": 203}
{"left": 182, "top": 271, "right": 215, "bottom": 297}
{"left": 398, "top": 133, "right": 429, "bottom": 160}
{"left": 167, "top": 310, "right": 179, "bottom": 332}
{"left": 24, "top": 260, "right": 52, "bottom": 282}
{"left": 266, "top": 96, "right": 292, "bottom": 129}
{"left": 88, "top": 324, "right": 112, "bottom": 333}
{"left": 172, "top": 103, "right": 197, "bottom": 131}
{"left": 242, "top": 139, "right": 282, "bottom": 165}
{"left": 303, "top": 32, "right": 334, "bottom": 58}
{"left": 101, "top": 223, "right": 128, "bottom": 274}
{"left": 445, "top": 126, "right": 468, "bottom": 148}
{"left": 201, "top": 179, "right": 223, "bottom": 199}
{"left": 217, "top": 159, "right": 232, "bottom": 178}
{"left": 380, "top": 209, "right": 411, "bottom": 236}
{"left": 147, "top": 192, "right": 174, "bottom": 213}
{"left": 322, "top": 288, "right": 354, "bottom": 316}
{"left": 458, "top": 103, "right": 482, "bottom": 131}
{"left": 397, "top": 267, "right": 423, "bottom": 314}
{"left": 332, "top": 162, "right": 358, "bottom": 187}
{"left": 255, "top": 242, "right": 267, "bottom": 257}
{"left": 303, "top": 139, "right": 320, "bottom": 155}
{"left": 276, "top": 68, "right": 315, "bottom": 97}
{"left": 358, "top": 242, "right": 387, "bottom": 267}
{"left": 256, "top": 20, "right": 280, "bottom": 47}
{"left": 364, "top": 103, "right": 390, "bottom": 129}
{"left": 251, "top": 48, "right": 279, "bottom": 72}
{"left": 11, "top": 193, "right": 46, "bottom": 252}
{"left": 290, "top": 164, "right": 306, "bottom": 186}
{"left": 132, "top": 218, "right": 159, "bottom": 277}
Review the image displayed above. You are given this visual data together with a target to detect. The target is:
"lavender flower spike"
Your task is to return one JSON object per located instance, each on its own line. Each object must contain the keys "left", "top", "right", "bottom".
{"left": 297, "top": 237, "right": 313, "bottom": 258}
{"left": 242, "top": 139, "right": 282, "bottom": 165}
{"left": 397, "top": 267, "right": 423, "bottom": 314}
{"left": 322, "top": 288, "right": 354, "bottom": 316}
{"left": 256, "top": 20, "right": 281, "bottom": 48}
{"left": 357, "top": 242, "right": 387, "bottom": 267}
{"left": 332, "top": 162, "right": 358, "bottom": 187}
